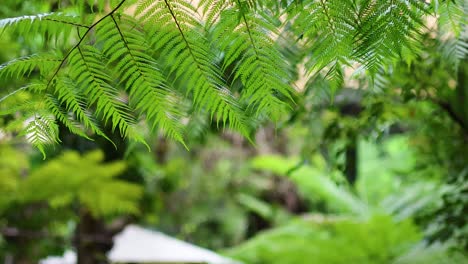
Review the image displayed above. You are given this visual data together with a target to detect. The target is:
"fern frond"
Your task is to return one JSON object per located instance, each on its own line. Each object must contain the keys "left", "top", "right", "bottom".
{"left": 49, "top": 76, "right": 113, "bottom": 141}
{"left": 439, "top": 37, "right": 468, "bottom": 69}
{"left": 0, "top": 84, "right": 38, "bottom": 106}
{"left": 95, "top": 14, "right": 187, "bottom": 144}
{"left": 354, "top": 0, "right": 427, "bottom": 72}
{"left": 369, "top": 68, "right": 391, "bottom": 92}
{"left": 323, "top": 62, "right": 345, "bottom": 96}
{"left": 197, "top": 0, "right": 231, "bottom": 28}
{"left": 45, "top": 94, "right": 90, "bottom": 139}
{"left": 77, "top": 151, "right": 142, "bottom": 217}
{"left": 80, "top": 180, "right": 142, "bottom": 216}
{"left": 66, "top": 45, "right": 140, "bottom": 140}
{"left": 0, "top": 0, "right": 440, "bottom": 150}
{"left": 437, "top": 0, "right": 467, "bottom": 36}
{"left": 0, "top": 12, "right": 86, "bottom": 42}
{"left": 0, "top": 80, "right": 59, "bottom": 156}
{"left": 295, "top": 0, "right": 356, "bottom": 92}
{"left": 136, "top": 0, "right": 251, "bottom": 137}
{"left": 292, "top": 0, "right": 428, "bottom": 90}
{"left": 0, "top": 53, "right": 60, "bottom": 79}
{"left": 212, "top": 2, "right": 294, "bottom": 119}
{"left": 0, "top": 12, "right": 52, "bottom": 28}
{"left": 21, "top": 111, "right": 60, "bottom": 157}
{"left": 0, "top": 99, "right": 34, "bottom": 116}
{"left": 437, "top": 0, "right": 467, "bottom": 67}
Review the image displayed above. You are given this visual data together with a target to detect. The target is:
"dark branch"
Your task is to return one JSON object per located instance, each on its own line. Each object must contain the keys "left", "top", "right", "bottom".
{"left": 435, "top": 99, "right": 468, "bottom": 134}
{"left": 163, "top": 0, "right": 204, "bottom": 71}
{"left": 44, "top": 17, "right": 90, "bottom": 28}
{"left": 110, "top": 14, "right": 136, "bottom": 64}
{"left": 236, "top": 0, "right": 259, "bottom": 58}
{"left": 45, "top": 0, "right": 127, "bottom": 91}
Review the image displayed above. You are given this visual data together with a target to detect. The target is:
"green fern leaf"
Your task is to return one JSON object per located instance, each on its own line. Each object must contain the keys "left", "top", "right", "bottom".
{"left": 0, "top": 54, "right": 60, "bottom": 79}
{"left": 20, "top": 111, "right": 60, "bottom": 158}
{"left": 294, "top": 0, "right": 356, "bottom": 91}
{"left": 95, "top": 14, "right": 187, "bottom": 145}
{"left": 354, "top": 0, "right": 427, "bottom": 72}
{"left": 45, "top": 94, "right": 91, "bottom": 140}
{"left": 0, "top": 12, "right": 87, "bottom": 43}
{"left": 66, "top": 45, "right": 139, "bottom": 139}
{"left": 437, "top": 0, "right": 467, "bottom": 67}
{"left": 136, "top": 0, "right": 251, "bottom": 137}
{"left": 211, "top": 3, "right": 294, "bottom": 120}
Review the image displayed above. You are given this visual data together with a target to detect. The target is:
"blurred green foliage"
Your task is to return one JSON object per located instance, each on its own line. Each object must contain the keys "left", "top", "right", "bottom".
{"left": 0, "top": 0, "right": 467, "bottom": 262}
{"left": 0, "top": 147, "right": 142, "bottom": 218}
{"left": 227, "top": 215, "right": 421, "bottom": 264}
{"left": 251, "top": 154, "right": 367, "bottom": 215}
{"left": 18, "top": 150, "right": 142, "bottom": 218}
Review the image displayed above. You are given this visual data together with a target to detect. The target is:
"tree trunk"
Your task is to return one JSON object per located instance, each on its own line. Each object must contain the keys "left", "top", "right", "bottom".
{"left": 344, "top": 135, "right": 358, "bottom": 185}
{"left": 59, "top": 124, "right": 130, "bottom": 264}
{"left": 75, "top": 210, "right": 112, "bottom": 264}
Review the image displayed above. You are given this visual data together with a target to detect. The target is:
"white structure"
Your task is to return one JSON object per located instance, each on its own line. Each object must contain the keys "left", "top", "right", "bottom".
{"left": 40, "top": 225, "right": 240, "bottom": 264}
{"left": 108, "top": 225, "right": 238, "bottom": 264}
{"left": 40, "top": 251, "right": 76, "bottom": 264}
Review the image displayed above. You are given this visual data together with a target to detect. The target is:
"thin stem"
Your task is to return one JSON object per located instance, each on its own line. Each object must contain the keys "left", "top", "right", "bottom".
{"left": 236, "top": 0, "right": 259, "bottom": 58}
{"left": 44, "top": 17, "right": 90, "bottom": 28}
{"left": 0, "top": 85, "right": 30, "bottom": 103}
{"left": 45, "top": 0, "right": 127, "bottom": 91}
{"left": 163, "top": 0, "right": 201, "bottom": 68}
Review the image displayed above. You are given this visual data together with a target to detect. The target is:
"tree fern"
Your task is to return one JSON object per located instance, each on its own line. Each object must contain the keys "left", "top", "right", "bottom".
{"left": 18, "top": 150, "right": 142, "bottom": 217}
{"left": 0, "top": 0, "right": 465, "bottom": 151}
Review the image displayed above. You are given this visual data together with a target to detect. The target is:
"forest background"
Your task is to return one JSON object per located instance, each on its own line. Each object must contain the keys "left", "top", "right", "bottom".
{"left": 0, "top": 0, "right": 467, "bottom": 263}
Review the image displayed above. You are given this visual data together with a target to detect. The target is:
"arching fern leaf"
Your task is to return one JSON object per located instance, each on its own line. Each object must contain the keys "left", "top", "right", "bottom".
{"left": 0, "top": 0, "right": 465, "bottom": 153}
{"left": 210, "top": 1, "right": 294, "bottom": 120}
{"left": 96, "top": 14, "right": 187, "bottom": 144}
{"left": 21, "top": 110, "right": 60, "bottom": 157}
{"left": 136, "top": 0, "right": 251, "bottom": 137}
{"left": 437, "top": 0, "right": 468, "bottom": 68}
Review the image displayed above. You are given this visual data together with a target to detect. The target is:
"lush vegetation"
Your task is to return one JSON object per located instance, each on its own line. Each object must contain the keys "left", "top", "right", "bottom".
{"left": 0, "top": 0, "right": 467, "bottom": 263}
